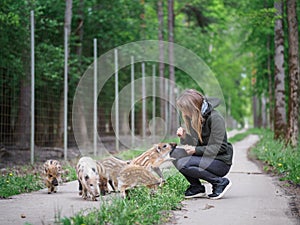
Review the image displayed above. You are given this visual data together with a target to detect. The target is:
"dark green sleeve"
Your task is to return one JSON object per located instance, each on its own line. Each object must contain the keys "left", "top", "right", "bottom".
{"left": 180, "top": 133, "right": 198, "bottom": 146}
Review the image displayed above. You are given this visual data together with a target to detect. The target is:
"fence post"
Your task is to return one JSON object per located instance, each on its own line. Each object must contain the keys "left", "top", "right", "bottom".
{"left": 152, "top": 64, "right": 156, "bottom": 138}
{"left": 114, "top": 49, "right": 119, "bottom": 151}
{"left": 30, "top": 10, "right": 35, "bottom": 164}
{"left": 165, "top": 79, "right": 169, "bottom": 136}
{"left": 93, "top": 38, "right": 97, "bottom": 156}
{"left": 142, "top": 62, "right": 146, "bottom": 139}
{"left": 64, "top": 27, "right": 68, "bottom": 161}
{"left": 131, "top": 56, "right": 135, "bottom": 147}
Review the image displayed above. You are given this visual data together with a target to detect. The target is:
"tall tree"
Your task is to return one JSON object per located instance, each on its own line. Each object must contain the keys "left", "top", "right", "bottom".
{"left": 168, "top": 0, "right": 176, "bottom": 133}
{"left": 285, "top": 0, "right": 299, "bottom": 147}
{"left": 57, "top": 0, "right": 73, "bottom": 147}
{"left": 267, "top": 35, "right": 274, "bottom": 130}
{"left": 274, "top": 0, "right": 286, "bottom": 139}
{"left": 14, "top": 3, "right": 32, "bottom": 148}
{"left": 157, "top": 0, "right": 165, "bottom": 121}
{"left": 75, "top": 0, "right": 84, "bottom": 67}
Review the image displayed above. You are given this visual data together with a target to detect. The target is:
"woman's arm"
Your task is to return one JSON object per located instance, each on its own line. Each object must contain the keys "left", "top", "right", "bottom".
{"left": 180, "top": 133, "right": 198, "bottom": 145}
{"left": 194, "top": 113, "right": 227, "bottom": 157}
{"left": 177, "top": 127, "right": 198, "bottom": 145}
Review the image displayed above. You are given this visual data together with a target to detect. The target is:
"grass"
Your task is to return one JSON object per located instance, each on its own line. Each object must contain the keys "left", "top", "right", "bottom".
{"left": 0, "top": 161, "right": 77, "bottom": 198}
{"left": 250, "top": 129, "right": 300, "bottom": 185}
{"left": 0, "top": 170, "right": 44, "bottom": 198}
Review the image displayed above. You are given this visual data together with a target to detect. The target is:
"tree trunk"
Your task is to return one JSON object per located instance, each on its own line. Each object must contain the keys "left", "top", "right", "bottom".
{"left": 157, "top": 0, "right": 165, "bottom": 121}
{"left": 274, "top": 0, "right": 286, "bottom": 139}
{"left": 285, "top": 0, "right": 299, "bottom": 147}
{"left": 14, "top": 17, "right": 31, "bottom": 148}
{"left": 253, "top": 95, "right": 259, "bottom": 128}
{"left": 168, "top": 0, "right": 176, "bottom": 134}
{"left": 261, "top": 95, "right": 267, "bottom": 128}
{"left": 75, "top": 0, "right": 84, "bottom": 67}
{"left": 267, "top": 35, "right": 274, "bottom": 130}
{"left": 15, "top": 77, "right": 31, "bottom": 148}
{"left": 57, "top": 0, "right": 72, "bottom": 147}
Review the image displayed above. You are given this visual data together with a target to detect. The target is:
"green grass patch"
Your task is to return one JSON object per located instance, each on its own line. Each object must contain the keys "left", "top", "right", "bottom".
{"left": 60, "top": 169, "right": 188, "bottom": 225}
{"left": 61, "top": 162, "right": 77, "bottom": 182}
{"left": 0, "top": 171, "right": 44, "bottom": 198}
{"left": 251, "top": 129, "right": 300, "bottom": 184}
{"left": 0, "top": 161, "right": 78, "bottom": 198}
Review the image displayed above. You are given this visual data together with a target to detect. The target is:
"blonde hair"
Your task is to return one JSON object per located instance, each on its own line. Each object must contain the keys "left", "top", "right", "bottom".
{"left": 176, "top": 89, "right": 205, "bottom": 143}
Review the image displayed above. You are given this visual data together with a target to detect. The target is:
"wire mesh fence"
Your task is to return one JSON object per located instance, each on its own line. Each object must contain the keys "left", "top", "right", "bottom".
{"left": 0, "top": 10, "right": 179, "bottom": 166}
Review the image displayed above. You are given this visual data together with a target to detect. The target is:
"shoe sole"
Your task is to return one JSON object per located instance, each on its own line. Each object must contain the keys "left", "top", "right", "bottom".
{"left": 209, "top": 180, "right": 232, "bottom": 200}
{"left": 185, "top": 192, "right": 206, "bottom": 199}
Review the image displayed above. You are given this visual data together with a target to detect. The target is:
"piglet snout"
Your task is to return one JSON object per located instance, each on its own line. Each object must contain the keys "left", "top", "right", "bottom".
{"left": 101, "top": 189, "right": 106, "bottom": 196}
{"left": 52, "top": 178, "right": 58, "bottom": 186}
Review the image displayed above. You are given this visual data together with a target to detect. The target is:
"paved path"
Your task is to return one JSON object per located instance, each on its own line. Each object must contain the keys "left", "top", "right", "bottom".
{"left": 0, "top": 180, "right": 102, "bottom": 225}
{"left": 0, "top": 131, "right": 298, "bottom": 225}
{"left": 167, "top": 134, "right": 299, "bottom": 225}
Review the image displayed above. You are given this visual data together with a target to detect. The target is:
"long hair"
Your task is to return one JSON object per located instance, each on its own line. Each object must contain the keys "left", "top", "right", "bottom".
{"left": 176, "top": 89, "right": 205, "bottom": 143}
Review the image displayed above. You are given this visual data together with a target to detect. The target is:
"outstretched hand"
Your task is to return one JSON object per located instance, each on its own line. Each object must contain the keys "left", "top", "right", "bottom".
{"left": 177, "top": 127, "right": 186, "bottom": 139}
{"left": 177, "top": 144, "right": 196, "bottom": 155}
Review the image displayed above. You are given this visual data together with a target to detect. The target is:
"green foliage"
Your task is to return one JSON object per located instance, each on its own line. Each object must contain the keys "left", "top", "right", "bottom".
{"left": 60, "top": 169, "right": 187, "bottom": 225}
{"left": 61, "top": 163, "right": 77, "bottom": 182}
{"left": 251, "top": 129, "right": 300, "bottom": 184}
{"left": 242, "top": 7, "right": 278, "bottom": 28}
{"left": 0, "top": 0, "right": 264, "bottom": 131}
{"left": 0, "top": 171, "right": 44, "bottom": 198}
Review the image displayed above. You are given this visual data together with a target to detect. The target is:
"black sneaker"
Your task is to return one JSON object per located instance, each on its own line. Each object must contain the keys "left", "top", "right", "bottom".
{"left": 184, "top": 185, "right": 206, "bottom": 199}
{"left": 208, "top": 178, "right": 232, "bottom": 200}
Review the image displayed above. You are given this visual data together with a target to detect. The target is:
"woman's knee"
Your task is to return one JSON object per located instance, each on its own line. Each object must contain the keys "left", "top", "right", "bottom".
{"left": 174, "top": 157, "right": 191, "bottom": 172}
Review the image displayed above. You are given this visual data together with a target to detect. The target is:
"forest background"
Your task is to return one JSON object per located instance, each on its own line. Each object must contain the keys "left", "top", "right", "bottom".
{"left": 0, "top": 0, "right": 299, "bottom": 156}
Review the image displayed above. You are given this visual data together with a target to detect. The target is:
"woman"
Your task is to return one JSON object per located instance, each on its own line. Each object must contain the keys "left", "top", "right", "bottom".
{"left": 171, "top": 89, "right": 233, "bottom": 199}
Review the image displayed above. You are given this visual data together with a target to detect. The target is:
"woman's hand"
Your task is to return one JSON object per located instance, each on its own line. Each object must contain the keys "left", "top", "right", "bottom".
{"left": 177, "top": 144, "right": 196, "bottom": 155}
{"left": 184, "top": 145, "right": 196, "bottom": 155}
{"left": 177, "top": 127, "right": 186, "bottom": 139}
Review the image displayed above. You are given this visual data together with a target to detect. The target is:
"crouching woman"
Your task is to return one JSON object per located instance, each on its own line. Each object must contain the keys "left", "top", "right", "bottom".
{"left": 171, "top": 89, "right": 233, "bottom": 199}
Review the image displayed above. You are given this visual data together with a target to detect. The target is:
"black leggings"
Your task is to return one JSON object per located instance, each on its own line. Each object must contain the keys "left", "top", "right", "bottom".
{"left": 171, "top": 148, "right": 231, "bottom": 186}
